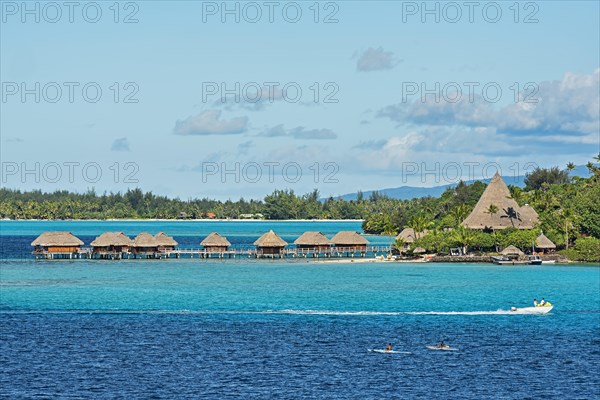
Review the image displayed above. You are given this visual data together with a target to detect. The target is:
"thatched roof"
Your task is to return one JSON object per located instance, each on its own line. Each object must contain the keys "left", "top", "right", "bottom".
{"left": 413, "top": 246, "right": 426, "bottom": 254}
{"left": 31, "top": 231, "right": 84, "bottom": 247}
{"left": 201, "top": 232, "right": 231, "bottom": 247}
{"left": 133, "top": 232, "right": 159, "bottom": 247}
{"left": 501, "top": 245, "right": 524, "bottom": 255}
{"left": 462, "top": 172, "right": 538, "bottom": 230}
{"left": 535, "top": 233, "right": 556, "bottom": 249}
{"left": 331, "top": 231, "right": 369, "bottom": 245}
{"left": 396, "top": 228, "right": 428, "bottom": 243}
{"left": 294, "top": 231, "right": 333, "bottom": 246}
{"left": 520, "top": 204, "right": 540, "bottom": 227}
{"left": 154, "top": 232, "right": 178, "bottom": 246}
{"left": 254, "top": 230, "right": 288, "bottom": 247}
{"left": 90, "top": 232, "right": 133, "bottom": 247}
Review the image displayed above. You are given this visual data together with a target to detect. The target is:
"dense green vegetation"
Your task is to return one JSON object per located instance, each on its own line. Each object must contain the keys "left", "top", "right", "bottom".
{"left": 1, "top": 159, "right": 598, "bottom": 261}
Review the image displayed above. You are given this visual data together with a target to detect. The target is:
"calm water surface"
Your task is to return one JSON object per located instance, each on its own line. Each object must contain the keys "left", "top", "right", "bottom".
{"left": 1, "top": 221, "right": 599, "bottom": 399}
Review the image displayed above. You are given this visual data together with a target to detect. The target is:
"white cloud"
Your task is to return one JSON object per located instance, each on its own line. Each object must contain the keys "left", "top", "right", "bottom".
{"left": 379, "top": 69, "right": 600, "bottom": 140}
{"left": 173, "top": 110, "right": 248, "bottom": 135}
{"left": 356, "top": 47, "right": 400, "bottom": 72}
{"left": 259, "top": 124, "right": 337, "bottom": 140}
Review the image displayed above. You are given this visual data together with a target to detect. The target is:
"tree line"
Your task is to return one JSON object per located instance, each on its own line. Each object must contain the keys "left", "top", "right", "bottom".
{"left": 1, "top": 158, "right": 598, "bottom": 260}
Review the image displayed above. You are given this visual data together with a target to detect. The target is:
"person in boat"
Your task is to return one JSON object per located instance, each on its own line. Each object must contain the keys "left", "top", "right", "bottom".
{"left": 540, "top": 298, "right": 546, "bottom": 306}
{"left": 436, "top": 341, "right": 447, "bottom": 349}
{"left": 533, "top": 298, "right": 538, "bottom": 307}
{"left": 385, "top": 343, "right": 393, "bottom": 352}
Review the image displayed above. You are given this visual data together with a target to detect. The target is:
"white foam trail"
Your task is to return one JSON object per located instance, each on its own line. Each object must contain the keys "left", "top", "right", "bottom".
{"left": 265, "top": 309, "right": 516, "bottom": 316}
{"left": 0, "top": 309, "right": 548, "bottom": 316}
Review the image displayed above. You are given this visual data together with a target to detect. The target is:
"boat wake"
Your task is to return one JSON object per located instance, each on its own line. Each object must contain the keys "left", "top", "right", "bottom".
{"left": 0, "top": 308, "right": 551, "bottom": 316}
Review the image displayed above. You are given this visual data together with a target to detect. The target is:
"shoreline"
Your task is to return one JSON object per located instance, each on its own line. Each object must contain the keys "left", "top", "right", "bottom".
{"left": 2, "top": 218, "right": 365, "bottom": 223}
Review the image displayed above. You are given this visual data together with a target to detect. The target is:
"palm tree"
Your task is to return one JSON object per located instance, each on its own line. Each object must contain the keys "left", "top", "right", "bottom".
{"left": 449, "top": 204, "right": 470, "bottom": 227}
{"left": 452, "top": 226, "right": 475, "bottom": 255}
{"left": 485, "top": 204, "right": 499, "bottom": 217}
{"left": 407, "top": 214, "right": 430, "bottom": 239}
{"left": 382, "top": 220, "right": 398, "bottom": 254}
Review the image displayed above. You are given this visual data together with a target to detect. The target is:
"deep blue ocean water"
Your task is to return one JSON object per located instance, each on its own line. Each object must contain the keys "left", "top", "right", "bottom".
{"left": 1, "top": 221, "right": 599, "bottom": 399}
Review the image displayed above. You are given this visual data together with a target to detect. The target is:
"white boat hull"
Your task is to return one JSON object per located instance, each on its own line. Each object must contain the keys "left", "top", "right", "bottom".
{"left": 510, "top": 306, "right": 553, "bottom": 314}
{"left": 426, "top": 345, "right": 458, "bottom": 351}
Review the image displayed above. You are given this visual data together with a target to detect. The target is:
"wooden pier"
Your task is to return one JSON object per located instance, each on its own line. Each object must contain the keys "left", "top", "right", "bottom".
{"left": 33, "top": 246, "right": 392, "bottom": 261}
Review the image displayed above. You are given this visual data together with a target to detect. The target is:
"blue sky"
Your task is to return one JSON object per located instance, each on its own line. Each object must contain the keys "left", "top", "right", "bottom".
{"left": 1, "top": 1, "right": 599, "bottom": 200}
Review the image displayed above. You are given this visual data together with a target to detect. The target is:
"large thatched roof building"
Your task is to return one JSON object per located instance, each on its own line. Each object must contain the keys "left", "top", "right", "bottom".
{"left": 31, "top": 231, "right": 84, "bottom": 253}
{"left": 462, "top": 172, "right": 538, "bottom": 230}
{"left": 294, "top": 232, "right": 333, "bottom": 251}
{"left": 254, "top": 230, "right": 288, "bottom": 255}
{"left": 90, "top": 232, "right": 133, "bottom": 252}
{"left": 331, "top": 231, "right": 369, "bottom": 250}
{"left": 201, "top": 232, "right": 231, "bottom": 252}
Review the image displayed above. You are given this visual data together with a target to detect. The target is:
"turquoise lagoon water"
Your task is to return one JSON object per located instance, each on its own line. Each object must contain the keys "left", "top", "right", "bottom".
{"left": 1, "top": 221, "right": 599, "bottom": 399}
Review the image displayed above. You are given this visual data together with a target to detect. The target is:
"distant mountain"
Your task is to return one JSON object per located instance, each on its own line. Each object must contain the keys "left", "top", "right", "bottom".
{"left": 335, "top": 165, "right": 592, "bottom": 201}
{"left": 335, "top": 175, "right": 525, "bottom": 201}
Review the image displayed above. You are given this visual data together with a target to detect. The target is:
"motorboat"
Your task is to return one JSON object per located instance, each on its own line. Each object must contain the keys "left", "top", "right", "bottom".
{"left": 528, "top": 255, "right": 543, "bottom": 265}
{"left": 509, "top": 305, "right": 553, "bottom": 314}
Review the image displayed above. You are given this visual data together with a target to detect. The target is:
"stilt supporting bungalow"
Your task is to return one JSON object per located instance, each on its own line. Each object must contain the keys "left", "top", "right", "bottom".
{"left": 294, "top": 232, "right": 333, "bottom": 257}
{"left": 90, "top": 232, "right": 133, "bottom": 259}
{"left": 254, "top": 230, "right": 287, "bottom": 258}
{"left": 133, "top": 232, "right": 160, "bottom": 258}
{"left": 31, "top": 231, "right": 85, "bottom": 259}
{"left": 331, "top": 231, "right": 369, "bottom": 257}
{"left": 201, "top": 232, "right": 232, "bottom": 258}
{"left": 155, "top": 232, "right": 178, "bottom": 257}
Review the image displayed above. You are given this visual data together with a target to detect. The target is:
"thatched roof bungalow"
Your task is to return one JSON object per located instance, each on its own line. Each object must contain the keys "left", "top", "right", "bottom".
{"left": 155, "top": 232, "right": 178, "bottom": 251}
{"left": 254, "top": 230, "right": 287, "bottom": 255}
{"left": 201, "top": 232, "right": 231, "bottom": 252}
{"left": 501, "top": 245, "right": 524, "bottom": 256}
{"left": 413, "top": 246, "right": 426, "bottom": 254}
{"left": 294, "top": 232, "right": 333, "bottom": 251}
{"left": 396, "top": 228, "right": 428, "bottom": 246}
{"left": 535, "top": 232, "right": 556, "bottom": 253}
{"left": 31, "top": 231, "right": 84, "bottom": 254}
{"left": 462, "top": 172, "right": 539, "bottom": 230}
{"left": 90, "top": 232, "right": 133, "bottom": 253}
{"left": 331, "top": 231, "right": 369, "bottom": 251}
{"left": 133, "top": 232, "right": 159, "bottom": 254}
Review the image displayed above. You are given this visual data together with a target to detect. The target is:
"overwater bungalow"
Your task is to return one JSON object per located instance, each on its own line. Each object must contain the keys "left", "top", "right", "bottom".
{"left": 201, "top": 232, "right": 231, "bottom": 253}
{"left": 31, "top": 231, "right": 84, "bottom": 259}
{"left": 535, "top": 232, "right": 556, "bottom": 253}
{"left": 254, "top": 230, "right": 287, "bottom": 257}
{"left": 155, "top": 232, "right": 178, "bottom": 252}
{"left": 462, "top": 172, "right": 539, "bottom": 230}
{"left": 133, "top": 232, "right": 160, "bottom": 258}
{"left": 331, "top": 231, "right": 369, "bottom": 251}
{"left": 90, "top": 232, "right": 133, "bottom": 259}
{"left": 294, "top": 231, "right": 333, "bottom": 252}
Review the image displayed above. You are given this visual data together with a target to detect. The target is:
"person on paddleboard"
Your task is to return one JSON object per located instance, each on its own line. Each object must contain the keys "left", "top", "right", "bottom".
{"left": 436, "top": 341, "right": 447, "bottom": 349}
{"left": 385, "top": 343, "right": 393, "bottom": 352}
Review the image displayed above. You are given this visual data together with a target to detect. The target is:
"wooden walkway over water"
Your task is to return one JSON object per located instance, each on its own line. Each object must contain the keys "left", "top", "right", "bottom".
{"left": 34, "top": 246, "right": 392, "bottom": 260}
